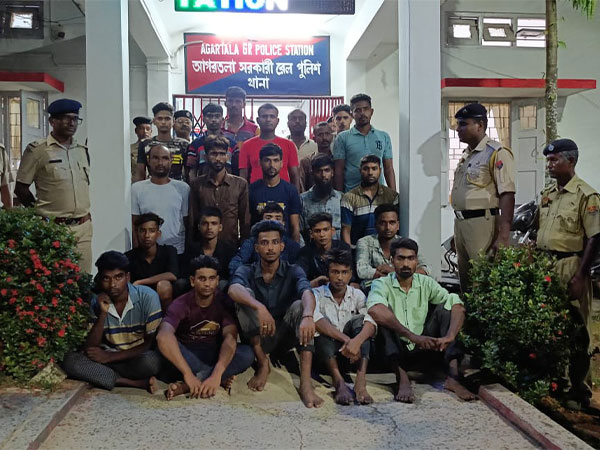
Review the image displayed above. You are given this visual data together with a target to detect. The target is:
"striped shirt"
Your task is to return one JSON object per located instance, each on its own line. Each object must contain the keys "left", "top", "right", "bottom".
{"left": 90, "top": 284, "right": 162, "bottom": 351}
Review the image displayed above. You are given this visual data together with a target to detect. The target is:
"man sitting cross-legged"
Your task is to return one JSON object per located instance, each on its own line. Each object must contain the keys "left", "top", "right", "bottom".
{"left": 228, "top": 220, "right": 323, "bottom": 408}
{"left": 62, "top": 251, "right": 163, "bottom": 392}
{"left": 126, "top": 213, "right": 178, "bottom": 311}
{"left": 157, "top": 256, "right": 254, "bottom": 400}
{"left": 313, "top": 248, "right": 377, "bottom": 405}
{"left": 367, "top": 238, "right": 476, "bottom": 403}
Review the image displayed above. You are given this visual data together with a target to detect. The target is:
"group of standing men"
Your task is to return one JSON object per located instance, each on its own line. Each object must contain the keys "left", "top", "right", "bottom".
{"left": 4, "top": 85, "right": 599, "bottom": 409}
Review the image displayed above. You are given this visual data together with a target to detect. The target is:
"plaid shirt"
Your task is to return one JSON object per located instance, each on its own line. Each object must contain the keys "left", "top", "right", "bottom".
{"left": 299, "top": 187, "right": 342, "bottom": 240}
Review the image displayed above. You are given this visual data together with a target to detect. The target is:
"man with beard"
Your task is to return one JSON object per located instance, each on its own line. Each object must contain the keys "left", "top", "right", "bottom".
{"left": 249, "top": 143, "right": 301, "bottom": 242}
{"left": 188, "top": 134, "right": 249, "bottom": 248}
{"left": 287, "top": 109, "right": 317, "bottom": 161}
{"left": 186, "top": 104, "right": 238, "bottom": 181}
{"left": 228, "top": 220, "right": 323, "bottom": 408}
{"left": 300, "top": 154, "right": 342, "bottom": 241}
{"left": 132, "top": 144, "right": 190, "bottom": 257}
{"left": 239, "top": 103, "right": 300, "bottom": 191}
{"left": 534, "top": 138, "right": 600, "bottom": 409}
{"left": 341, "top": 155, "right": 398, "bottom": 247}
{"left": 334, "top": 94, "right": 396, "bottom": 193}
{"left": 131, "top": 116, "right": 152, "bottom": 183}
{"left": 367, "top": 238, "right": 476, "bottom": 403}
{"left": 62, "top": 251, "right": 162, "bottom": 392}
{"left": 332, "top": 104, "right": 353, "bottom": 134}
{"left": 136, "top": 102, "right": 189, "bottom": 181}
{"left": 299, "top": 122, "right": 334, "bottom": 192}
{"left": 451, "top": 103, "right": 515, "bottom": 292}
{"left": 173, "top": 110, "right": 193, "bottom": 142}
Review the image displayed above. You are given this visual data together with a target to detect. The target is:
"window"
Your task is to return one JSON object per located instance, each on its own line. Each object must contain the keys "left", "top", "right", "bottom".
{"left": 516, "top": 18, "right": 546, "bottom": 48}
{"left": 447, "top": 17, "right": 479, "bottom": 46}
{"left": 0, "top": 1, "right": 44, "bottom": 39}
{"left": 482, "top": 18, "right": 514, "bottom": 46}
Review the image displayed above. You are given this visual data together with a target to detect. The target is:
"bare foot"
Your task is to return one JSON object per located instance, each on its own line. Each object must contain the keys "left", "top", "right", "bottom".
{"left": 333, "top": 380, "right": 354, "bottom": 405}
{"left": 354, "top": 382, "right": 373, "bottom": 405}
{"left": 221, "top": 376, "right": 236, "bottom": 394}
{"left": 444, "top": 377, "right": 477, "bottom": 401}
{"left": 247, "top": 363, "right": 270, "bottom": 391}
{"left": 147, "top": 376, "right": 159, "bottom": 394}
{"left": 394, "top": 381, "right": 415, "bottom": 403}
{"left": 299, "top": 383, "right": 324, "bottom": 408}
{"left": 165, "top": 382, "right": 189, "bottom": 401}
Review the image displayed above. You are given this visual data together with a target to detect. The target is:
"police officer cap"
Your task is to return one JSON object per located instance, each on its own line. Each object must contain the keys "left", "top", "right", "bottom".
{"left": 48, "top": 99, "right": 82, "bottom": 116}
{"left": 455, "top": 103, "right": 487, "bottom": 120}
{"left": 174, "top": 110, "right": 193, "bottom": 121}
{"left": 543, "top": 138, "right": 578, "bottom": 156}
{"left": 132, "top": 116, "right": 152, "bottom": 126}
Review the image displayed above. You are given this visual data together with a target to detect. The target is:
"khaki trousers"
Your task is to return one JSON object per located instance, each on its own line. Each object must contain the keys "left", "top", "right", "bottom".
{"left": 68, "top": 219, "right": 93, "bottom": 273}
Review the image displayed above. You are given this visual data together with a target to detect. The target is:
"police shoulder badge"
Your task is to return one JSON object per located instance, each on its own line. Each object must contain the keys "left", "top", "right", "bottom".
{"left": 587, "top": 205, "right": 599, "bottom": 215}
{"left": 495, "top": 160, "right": 504, "bottom": 169}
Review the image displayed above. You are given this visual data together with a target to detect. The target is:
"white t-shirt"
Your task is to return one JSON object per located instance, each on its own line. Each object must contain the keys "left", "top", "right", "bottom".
{"left": 131, "top": 179, "right": 190, "bottom": 254}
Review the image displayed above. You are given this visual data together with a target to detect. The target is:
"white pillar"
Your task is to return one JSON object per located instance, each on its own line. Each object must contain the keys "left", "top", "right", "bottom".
{"left": 147, "top": 58, "right": 172, "bottom": 110}
{"left": 398, "top": 0, "right": 442, "bottom": 278}
{"left": 86, "top": 0, "right": 131, "bottom": 262}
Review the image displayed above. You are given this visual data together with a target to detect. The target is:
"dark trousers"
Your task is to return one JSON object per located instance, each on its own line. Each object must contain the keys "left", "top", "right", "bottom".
{"left": 62, "top": 350, "right": 162, "bottom": 390}
{"left": 380, "top": 303, "right": 463, "bottom": 371}
{"left": 237, "top": 299, "right": 314, "bottom": 354}
{"left": 314, "top": 315, "right": 372, "bottom": 368}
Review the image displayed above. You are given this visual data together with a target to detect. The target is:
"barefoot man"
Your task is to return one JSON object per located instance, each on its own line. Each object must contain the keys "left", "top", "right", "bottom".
{"left": 157, "top": 256, "right": 254, "bottom": 400}
{"left": 228, "top": 220, "right": 324, "bottom": 408}
{"left": 367, "top": 238, "right": 476, "bottom": 403}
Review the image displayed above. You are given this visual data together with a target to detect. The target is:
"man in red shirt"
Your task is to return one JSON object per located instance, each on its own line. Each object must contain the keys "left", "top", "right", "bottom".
{"left": 239, "top": 103, "right": 300, "bottom": 191}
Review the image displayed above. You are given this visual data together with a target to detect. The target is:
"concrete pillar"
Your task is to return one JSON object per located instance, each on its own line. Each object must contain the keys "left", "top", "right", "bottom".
{"left": 398, "top": 0, "right": 442, "bottom": 278}
{"left": 147, "top": 58, "right": 172, "bottom": 110}
{"left": 86, "top": 0, "right": 131, "bottom": 262}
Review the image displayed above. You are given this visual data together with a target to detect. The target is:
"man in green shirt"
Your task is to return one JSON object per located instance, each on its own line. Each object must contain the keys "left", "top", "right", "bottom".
{"left": 367, "top": 238, "right": 475, "bottom": 403}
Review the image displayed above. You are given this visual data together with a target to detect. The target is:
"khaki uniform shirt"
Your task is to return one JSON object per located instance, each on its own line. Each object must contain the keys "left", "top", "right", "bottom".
{"left": 0, "top": 144, "right": 13, "bottom": 186}
{"left": 451, "top": 135, "right": 515, "bottom": 211}
{"left": 130, "top": 142, "right": 141, "bottom": 183}
{"left": 16, "top": 135, "right": 90, "bottom": 218}
{"left": 537, "top": 175, "right": 600, "bottom": 252}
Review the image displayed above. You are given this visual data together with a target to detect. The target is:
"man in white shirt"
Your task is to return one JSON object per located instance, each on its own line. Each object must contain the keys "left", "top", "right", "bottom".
{"left": 313, "top": 248, "right": 376, "bottom": 405}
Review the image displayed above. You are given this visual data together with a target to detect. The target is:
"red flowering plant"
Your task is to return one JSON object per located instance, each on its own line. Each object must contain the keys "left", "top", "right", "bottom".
{"left": 0, "top": 209, "right": 91, "bottom": 382}
{"left": 462, "top": 245, "right": 580, "bottom": 404}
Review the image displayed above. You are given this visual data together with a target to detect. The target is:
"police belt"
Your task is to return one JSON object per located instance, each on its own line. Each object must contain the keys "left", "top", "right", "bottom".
{"left": 44, "top": 213, "right": 91, "bottom": 226}
{"left": 454, "top": 208, "right": 499, "bottom": 220}
{"left": 546, "top": 250, "right": 582, "bottom": 260}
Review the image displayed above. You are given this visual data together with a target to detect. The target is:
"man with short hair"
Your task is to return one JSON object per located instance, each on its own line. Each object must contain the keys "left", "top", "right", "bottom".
{"left": 313, "top": 248, "right": 376, "bottom": 405}
{"left": 332, "top": 104, "right": 353, "bottom": 134}
{"left": 341, "top": 155, "right": 399, "bottom": 247}
{"left": 228, "top": 221, "right": 323, "bottom": 408}
{"left": 299, "top": 153, "right": 342, "bottom": 242}
{"left": 157, "top": 255, "right": 254, "bottom": 400}
{"left": 287, "top": 109, "right": 317, "bottom": 161}
{"left": 62, "top": 251, "right": 162, "bottom": 392}
{"left": 367, "top": 238, "right": 475, "bottom": 403}
{"left": 299, "top": 121, "right": 334, "bottom": 192}
{"left": 229, "top": 202, "right": 301, "bottom": 276}
{"left": 132, "top": 144, "right": 190, "bottom": 257}
{"left": 126, "top": 213, "right": 178, "bottom": 311}
{"left": 333, "top": 93, "right": 396, "bottom": 192}
{"left": 15, "top": 98, "right": 93, "bottom": 272}
{"left": 239, "top": 103, "right": 300, "bottom": 191}
{"left": 131, "top": 116, "right": 152, "bottom": 183}
{"left": 249, "top": 143, "right": 301, "bottom": 242}
{"left": 186, "top": 104, "right": 238, "bottom": 180}
{"left": 173, "top": 110, "right": 194, "bottom": 142}
{"left": 136, "top": 102, "right": 189, "bottom": 181}
{"left": 223, "top": 86, "right": 259, "bottom": 143}
{"left": 356, "top": 204, "right": 427, "bottom": 289}
{"left": 297, "top": 213, "right": 351, "bottom": 288}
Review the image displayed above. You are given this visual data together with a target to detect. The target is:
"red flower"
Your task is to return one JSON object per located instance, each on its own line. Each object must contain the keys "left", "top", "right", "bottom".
{"left": 57, "top": 329, "right": 65, "bottom": 337}
{"left": 35, "top": 284, "right": 45, "bottom": 294}
{"left": 7, "top": 239, "right": 15, "bottom": 248}
{"left": 76, "top": 298, "right": 83, "bottom": 305}
{"left": 37, "top": 336, "right": 46, "bottom": 347}
{"left": 513, "top": 262, "right": 521, "bottom": 268}
{"left": 69, "top": 305, "right": 76, "bottom": 313}
{"left": 24, "top": 268, "right": 32, "bottom": 275}
{"left": 66, "top": 279, "right": 74, "bottom": 285}
{"left": 8, "top": 297, "right": 16, "bottom": 305}
{"left": 52, "top": 241, "right": 60, "bottom": 248}
{"left": 529, "top": 353, "right": 536, "bottom": 359}
{"left": 25, "top": 328, "right": 33, "bottom": 334}
{"left": 544, "top": 276, "right": 552, "bottom": 282}
{"left": 6, "top": 277, "right": 12, "bottom": 282}
{"left": 558, "top": 330, "right": 563, "bottom": 336}
{"left": 0, "top": 289, "right": 6, "bottom": 296}
{"left": 41, "top": 306, "right": 48, "bottom": 311}
{"left": 34, "top": 305, "right": 39, "bottom": 310}
{"left": 40, "top": 323, "right": 48, "bottom": 329}
{"left": 551, "top": 382, "right": 558, "bottom": 392}
{"left": 51, "top": 297, "right": 58, "bottom": 307}
{"left": 24, "top": 296, "right": 33, "bottom": 304}
{"left": 540, "top": 304, "right": 546, "bottom": 308}
{"left": 29, "top": 249, "right": 36, "bottom": 255}
{"left": 11, "top": 289, "right": 17, "bottom": 296}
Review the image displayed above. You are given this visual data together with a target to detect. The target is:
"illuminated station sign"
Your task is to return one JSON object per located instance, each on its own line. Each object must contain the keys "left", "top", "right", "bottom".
{"left": 175, "top": 0, "right": 355, "bottom": 14}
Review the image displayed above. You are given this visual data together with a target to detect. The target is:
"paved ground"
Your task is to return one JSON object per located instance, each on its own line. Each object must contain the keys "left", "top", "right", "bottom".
{"left": 41, "top": 369, "right": 539, "bottom": 450}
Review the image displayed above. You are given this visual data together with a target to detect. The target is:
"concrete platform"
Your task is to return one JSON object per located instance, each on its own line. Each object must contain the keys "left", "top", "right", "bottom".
{"left": 41, "top": 369, "right": 544, "bottom": 450}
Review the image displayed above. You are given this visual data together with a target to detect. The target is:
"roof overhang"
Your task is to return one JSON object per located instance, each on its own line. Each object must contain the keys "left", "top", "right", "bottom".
{"left": 441, "top": 78, "right": 596, "bottom": 98}
{"left": 0, "top": 72, "right": 64, "bottom": 93}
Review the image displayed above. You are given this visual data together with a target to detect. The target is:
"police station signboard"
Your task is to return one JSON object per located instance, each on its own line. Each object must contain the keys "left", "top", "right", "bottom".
{"left": 175, "top": 0, "right": 355, "bottom": 14}
{"left": 184, "top": 33, "right": 331, "bottom": 95}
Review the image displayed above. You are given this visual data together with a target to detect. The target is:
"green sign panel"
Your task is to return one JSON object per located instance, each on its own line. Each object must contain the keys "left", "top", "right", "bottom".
{"left": 175, "top": 0, "right": 355, "bottom": 15}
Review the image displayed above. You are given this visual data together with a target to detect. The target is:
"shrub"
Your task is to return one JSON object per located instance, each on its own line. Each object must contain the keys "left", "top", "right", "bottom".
{"left": 463, "top": 245, "right": 580, "bottom": 404}
{"left": 0, "top": 209, "right": 91, "bottom": 382}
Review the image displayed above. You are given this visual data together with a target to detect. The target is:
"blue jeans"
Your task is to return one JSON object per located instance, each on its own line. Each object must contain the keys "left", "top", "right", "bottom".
{"left": 175, "top": 342, "right": 254, "bottom": 381}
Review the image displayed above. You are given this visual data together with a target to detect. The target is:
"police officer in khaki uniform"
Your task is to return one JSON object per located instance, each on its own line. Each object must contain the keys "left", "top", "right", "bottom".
{"left": 451, "top": 103, "right": 516, "bottom": 292}
{"left": 0, "top": 143, "right": 13, "bottom": 208}
{"left": 15, "top": 99, "right": 93, "bottom": 273}
{"left": 131, "top": 116, "right": 152, "bottom": 183}
{"left": 535, "top": 138, "right": 600, "bottom": 408}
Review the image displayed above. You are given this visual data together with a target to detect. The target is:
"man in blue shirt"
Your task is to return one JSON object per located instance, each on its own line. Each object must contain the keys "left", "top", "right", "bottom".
{"left": 333, "top": 93, "right": 396, "bottom": 192}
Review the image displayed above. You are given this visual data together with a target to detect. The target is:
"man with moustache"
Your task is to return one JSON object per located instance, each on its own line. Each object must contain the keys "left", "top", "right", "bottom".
{"left": 173, "top": 110, "right": 194, "bottom": 142}
{"left": 131, "top": 116, "right": 152, "bottom": 183}
{"left": 299, "top": 121, "right": 334, "bottom": 192}
{"left": 287, "top": 109, "right": 317, "bottom": 161}
{"left": 332, "top": 104, "right": 353, "bottom": 134}
{"left": 223, "top": 86, "right": 258, "bottom": 143}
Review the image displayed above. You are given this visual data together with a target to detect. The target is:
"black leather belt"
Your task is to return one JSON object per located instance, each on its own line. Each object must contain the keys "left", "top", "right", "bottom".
{"left": 454, "top": 208, "right": 499, "bottom": 220}
{"left": 43, "top": 213, "right": 91, "bottom": 225}
{"left": 547, "top": 250, "right": 581, "bottom": 260}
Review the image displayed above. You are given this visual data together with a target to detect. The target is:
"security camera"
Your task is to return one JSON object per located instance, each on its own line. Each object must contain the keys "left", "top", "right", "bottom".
{"left": 51, "top": 24, "right": 65, "bottom": 40}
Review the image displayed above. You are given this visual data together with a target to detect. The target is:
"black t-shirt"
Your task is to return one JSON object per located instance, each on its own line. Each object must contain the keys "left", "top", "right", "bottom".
{"left": 296, "top": 240, "right": 352, "bottom": 280}
{"left": 184, "top": 240, "right": 236, "bottom": 280}
{"left": 125, "top": 244, "right": 179, "bottom": 281}
{"left": 137, "top": 136, "right": 189, "bottom": 181}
